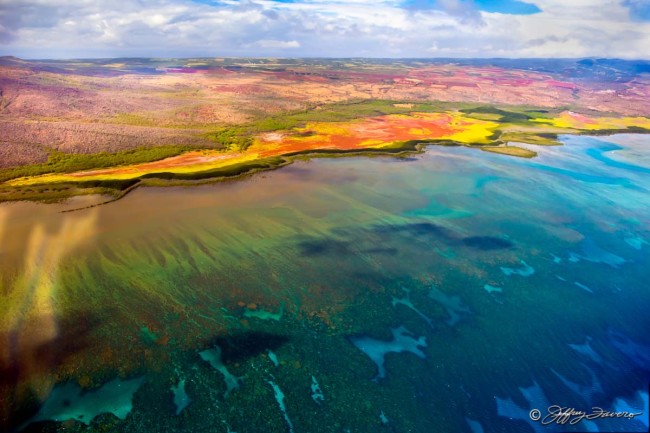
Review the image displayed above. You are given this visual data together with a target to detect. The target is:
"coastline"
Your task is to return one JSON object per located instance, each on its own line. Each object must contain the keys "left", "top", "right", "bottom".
{"left": 1, "top": 105, "right": 649, "bottom": 207}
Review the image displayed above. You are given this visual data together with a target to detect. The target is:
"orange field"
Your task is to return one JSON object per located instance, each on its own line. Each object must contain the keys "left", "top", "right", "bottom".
{"left": 7, "top": 112, "right": 499, "bottom": 185}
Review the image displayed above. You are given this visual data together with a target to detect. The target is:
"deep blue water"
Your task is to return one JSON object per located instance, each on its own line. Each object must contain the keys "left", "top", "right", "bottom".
{"left": 4, "top": 134, "right": 650, "bottom": 433}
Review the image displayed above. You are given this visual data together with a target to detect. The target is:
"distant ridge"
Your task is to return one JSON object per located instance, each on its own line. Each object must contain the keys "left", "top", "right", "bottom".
{"left": 2, "top": 56, "right": 649, "bottom": 82}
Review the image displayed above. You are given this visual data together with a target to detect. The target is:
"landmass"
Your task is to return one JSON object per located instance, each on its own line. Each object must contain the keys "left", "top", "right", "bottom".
{"left": 1, "top": 56, "right": 649, "bottom": 203}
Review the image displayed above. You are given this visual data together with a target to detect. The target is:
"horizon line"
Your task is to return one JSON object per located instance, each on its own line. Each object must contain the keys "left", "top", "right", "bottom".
{"left": 3, "top": 55, "right": 650, "bottom": 62}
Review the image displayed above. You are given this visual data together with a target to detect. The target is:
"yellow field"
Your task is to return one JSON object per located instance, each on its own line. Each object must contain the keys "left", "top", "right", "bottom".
{"left": 532, "top": 111, "right": 650, "bottom": 130}
{"left": 5, "top": 111, "right": 650, "bottom": 188}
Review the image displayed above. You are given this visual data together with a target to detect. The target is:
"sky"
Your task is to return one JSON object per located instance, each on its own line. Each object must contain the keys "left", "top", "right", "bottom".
{"left": 0, "top": 0, "right": 649, "bottom": 59}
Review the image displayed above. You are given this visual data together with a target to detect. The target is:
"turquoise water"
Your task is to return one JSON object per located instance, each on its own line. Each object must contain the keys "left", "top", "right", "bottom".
{"left": 4, "top": 134, "right": 650, "bottom": 432}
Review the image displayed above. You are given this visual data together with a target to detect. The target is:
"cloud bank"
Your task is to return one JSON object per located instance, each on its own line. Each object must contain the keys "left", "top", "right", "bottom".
{"left": 0, "top": 0, "right": 648, "bottom": 59}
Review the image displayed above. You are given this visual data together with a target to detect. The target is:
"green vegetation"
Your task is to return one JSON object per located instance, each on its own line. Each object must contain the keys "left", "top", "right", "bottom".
{"left": 110, "top": 113, "right": 162, "bottom": 127}
{"left": 207, "top": 100, "right": 484, "bottom": 151}
{"left": 480, "top": 145, "right": 537, "bottom": 158}
{"left": 74, "top": 178, "right": 142, "bottom": 190}
{"left": 293, "top": 99, "right": 474, "bottom": 123}
{"left": 141, "top": 157, "right": 287, "bottom": 181}
{"left": 207, "top": 127, "right": 253, "bottom": 150}
{"left": 0, "top": 184, "right": 113, "bottom": 203}
{"left": 524, "top": 109, "right": 554, "bottom": 118}
{"left": 460, "top": 105, "right": 556, "bottom": 123}
{"left": 0, "top": 177, "right": 142, "bottom": 205}
{"left": 3, "top": 99, "right": 480, "bottom": 187}
{"left": 2, "top": 100, "right": 648, "bottom": 204}
{"left": 498, "top": 132, "right": 561, "bottom": 146}
{"left": 0, "top": 145, "right": 191, "bottom": 183}
{"left": 5, "top": 100, "right": 565, "bottom": 182}
{"left": 579, "top": 126, "right": 650, "bottom": 136}
{"left": 141, "top": 139, "right": 460, "bottom": 183}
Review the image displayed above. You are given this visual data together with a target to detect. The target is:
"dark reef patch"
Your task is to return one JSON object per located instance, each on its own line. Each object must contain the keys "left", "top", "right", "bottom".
{"left": 297, "top": 238, "right": 351, "bottom": 256}
{"left": 371, "top": 222, "right": 454, "bottom": 240}
{"left": 203, "top": 332, "right": 289, "bottom": 364}
{"left": 462, "top": 236, "right": 513, "bottom": 250}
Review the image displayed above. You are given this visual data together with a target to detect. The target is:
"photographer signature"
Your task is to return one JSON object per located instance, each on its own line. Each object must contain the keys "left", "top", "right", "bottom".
{"left": 529, "top": 406, "right": 643, "bottom": 425}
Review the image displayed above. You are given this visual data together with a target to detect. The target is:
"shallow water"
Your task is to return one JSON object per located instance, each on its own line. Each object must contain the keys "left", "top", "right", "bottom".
{"left": 1, "top": 134, "right": 649, "bottom": 432}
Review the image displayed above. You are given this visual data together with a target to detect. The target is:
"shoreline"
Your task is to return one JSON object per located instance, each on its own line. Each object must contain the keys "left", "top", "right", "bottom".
{"left": 4, "top": 127, "right": 648, "bottom": 212}
{"left": 1, "top": 100, "right": 649, "bottom": 207}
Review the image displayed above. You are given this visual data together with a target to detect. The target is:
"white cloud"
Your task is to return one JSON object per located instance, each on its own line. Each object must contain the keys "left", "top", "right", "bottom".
{"left": 0, "top": 0, "right": 648, "bottom": 58}
{"left": 256, "top": 39, "right": 300, "bottom": 48}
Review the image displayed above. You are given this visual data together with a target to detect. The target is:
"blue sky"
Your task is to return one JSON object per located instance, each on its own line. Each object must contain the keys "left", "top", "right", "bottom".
{"left": 403, "top": 0, "right": 541, "bottom": 14}
{"left": 0, "top": 0, "right": 648, "bottom": 59}
{"left": 473, "top": 0, "right": 541, "bottom": 14}
{"left": 624, "top": 0, "right": 650, "bottom": 20}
